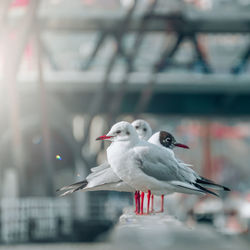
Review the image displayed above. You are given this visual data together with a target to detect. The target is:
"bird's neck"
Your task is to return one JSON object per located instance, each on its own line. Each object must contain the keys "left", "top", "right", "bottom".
{"left": 107, "top": 139, "right": 139, "bottom": 160}
{"left": 111, "top": 138, "right": 138, "bottom": 150}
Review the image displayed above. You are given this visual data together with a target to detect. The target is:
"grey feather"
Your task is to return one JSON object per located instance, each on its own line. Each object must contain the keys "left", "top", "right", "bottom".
{"left": 196, "top": 177, "right": 230, "bottom": 191}
{"left": 135, "top": 146, "right": 196, "bottom": 183}
{"left": 193, "top": 183, "right": 219, "bottom": 197}
{"left": 57, "top": 180, "right": 88, "bottom": 196}
{"left": 90, "top": 162, "right": 110, "bottom": 173}
{"left": 87, "top": 167, "right": 121, "bottom": 186}
{"left": 56, "top": 180, "right": 88, "bottom": 192}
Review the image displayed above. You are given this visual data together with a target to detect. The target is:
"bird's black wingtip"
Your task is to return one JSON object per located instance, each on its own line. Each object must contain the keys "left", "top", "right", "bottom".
{"left": 194, "top": 183, "right": 219, "bottom": 197}
{"left": 197, "top": 176, "right": 231, "bottom": 192}
{"left": 224, "top": 186, "right": 231, "bottom": 191}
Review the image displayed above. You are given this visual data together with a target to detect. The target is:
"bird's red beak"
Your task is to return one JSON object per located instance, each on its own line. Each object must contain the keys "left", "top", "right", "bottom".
{"left": 174, "top": 142, "right": 189, "bottom": 149}
{"left": 96, "top": 135, "right": 113, "bottom": 141}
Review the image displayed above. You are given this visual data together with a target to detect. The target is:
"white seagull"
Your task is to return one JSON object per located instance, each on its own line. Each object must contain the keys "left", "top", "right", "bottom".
{"left": 57, "top": 119, "right": 188, "bottom": 213}
{"left": 97, "top": 121, "right": 230, "bottom": 210}
{"left": 89, "top": 119, "right": 152, "bottom": 174}
{"left": 57, "top": 121, "right": 229, "bottom": 215}
{"left": 131, "top": 119, "right": 152, "bottom": 141}
{"left": 57, "top": 130, "right": 190, "bottom": 214}
{"left": 57, "top": 120, "right": 153, "bottom": 212}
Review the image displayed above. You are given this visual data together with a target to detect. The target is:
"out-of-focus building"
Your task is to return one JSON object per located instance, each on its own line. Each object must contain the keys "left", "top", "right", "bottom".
{"left": 0, "top": 0, "right": 250, "bottom": 243}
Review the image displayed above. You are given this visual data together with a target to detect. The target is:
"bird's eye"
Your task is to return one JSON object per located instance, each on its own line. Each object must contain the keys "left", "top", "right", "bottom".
{"left": 143, "top": 128, "right": 147, "bottom": 132}
{"left": 126, "top": 131, "right": 130, "bottom": 135}
{"left": 166, "top": 137, "right": 171, "bottom": 142}
{"left": 116, "top": 130, "right": 121, "bottom": 134}
{"left": 135, "top": 126, "right": 139, "bottom": 129}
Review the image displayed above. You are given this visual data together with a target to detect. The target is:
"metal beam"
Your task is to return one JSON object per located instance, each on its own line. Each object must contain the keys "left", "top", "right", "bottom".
{"left": 2, "top": 0, "right": 40, "bottom": 196}
{"left": 19, "top": 91, "right": 250, "bottom": 116}
{"left": 15, "top": 72, "right": 250, "bottom": 94}
{"left": 38, "top": 14, "right": 250, "bottom": 33}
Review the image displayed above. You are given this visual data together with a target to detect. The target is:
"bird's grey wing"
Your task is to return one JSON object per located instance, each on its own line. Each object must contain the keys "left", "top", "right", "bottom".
{"left": 177, "top": 158, "right": 184, "bottom": 164}
{"left": 134, "top": 146, "right": 196, "bottom": 183}
{"left": 57, "top": 166, "right": 125, "bottom": 196}
{"left": 87, "top": 167, "right": 122, "bottom": 187}
{"left": 57, "top": 167, "right": 121, "bottom": 192}
{"left": 134, "top": 148, "right": 218, "bottom": 196}
{"left": 134, "top": 147, "right": 183, "bottom": 182}
{"left": 176, "top": 158, "right": 193, "bottom": 167}
{"left": 90, "top": 162, "right": 110, "bottom": 173}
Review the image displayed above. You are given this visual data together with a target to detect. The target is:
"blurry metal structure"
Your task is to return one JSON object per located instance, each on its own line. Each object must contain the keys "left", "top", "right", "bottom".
{"left": 0, "top": 198, "right": 72, "bottom": 243}
{"left": 231, "top": 43, "right": 250, "bottom": 74}
{"left": 82, "top": 0, "right": 138, "bottom": 71}
{"left": 35, "top": 10, "right": 55, "bottom": 196}
{"left": 107, "top": 0, "right": 158, "bottom": 124}
{"left": 36, "top": 0, "right": 250, "bottom": 117}
{"left": 0, "top": 0, "right": 85, "bottom": 198}
{"left": 40, "top": 10, "right": 250, "bottom": 33}
{"left": 2, "top": 0, "right": 40, "bottom": 196}
{"left": 80, "top": 0, "right": 138, "bottom": 148}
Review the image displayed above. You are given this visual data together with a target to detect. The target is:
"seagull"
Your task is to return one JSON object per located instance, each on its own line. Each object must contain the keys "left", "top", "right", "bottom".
{"left": 131, "top": 119, "right": 152, "bottom": 141}
{"left": 90, "top": 119, "right": 152, "bottom": 174}
{"left": 57, "top": 121, "right": 229, "bottom": 215}
{"left": 97, "top": 121, "right": 230, "bottom": 210}
{"left": 148, "top": 131, "right": 190, "bottom": 213}
{"left": 57, "top": 119, "right": 152, "bottom": 213}
{"left": 57, "top": 120, "right": 191, "bottom": 214}
{"left": 130, "top": 119, "right": 152, "bottom": 212}
{"left": 131, "top": 120, "right": 190, "bottom": 213}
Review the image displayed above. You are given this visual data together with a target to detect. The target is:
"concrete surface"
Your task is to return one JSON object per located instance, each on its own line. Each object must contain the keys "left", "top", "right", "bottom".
{"left": 0, "top": 207, "right": 249, "bottom": 250}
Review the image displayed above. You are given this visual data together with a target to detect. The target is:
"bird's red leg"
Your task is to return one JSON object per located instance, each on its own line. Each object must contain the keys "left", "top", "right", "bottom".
{"left": 140, "top": 192, "right": 145, "bottom": 215}
{"left": 137, "top": 191, "right": 140, "bottom": 214}
{"left": 160, "top": 195, "right": 164, "bottom": 213}
{"left": 151, "top": 194, "right": 154, "bottom": 213}
{"left": 147, "top": 190, "right": 151, "bottom": 214}
{"left": 134, "top": 191, "right": 138, "bottom": 213}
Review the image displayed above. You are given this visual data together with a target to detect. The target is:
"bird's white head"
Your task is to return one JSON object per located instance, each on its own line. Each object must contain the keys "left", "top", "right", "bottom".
{"left": 148, "top": 131, "right": 189, "bottom": 150}
{"left": 96, "top": 121, "right": 139, "bottom": 142}
{"left": 131, "top": 119, "right": 152, "bottom": 141}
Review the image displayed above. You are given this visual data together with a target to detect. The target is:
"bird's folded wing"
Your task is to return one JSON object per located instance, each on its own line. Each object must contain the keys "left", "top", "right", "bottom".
{"left": 87, "top": 167, "right": 121, "bottom": 187}
{"left": 134, "top": 146, "right": 196, "bottom": 183}
{"left": 57, "top": 168, "right": 122, "bottom": 195}
{"left": 177, "top": 158, "right": 193, "bottom": 168}
{"left": 90, "top": 162, "right": 110, "bottom": 173}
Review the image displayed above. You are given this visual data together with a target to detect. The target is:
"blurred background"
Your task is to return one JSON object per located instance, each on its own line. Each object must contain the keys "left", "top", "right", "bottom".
{"left": 1, "top": 0, "right": 250, "bottom": 248}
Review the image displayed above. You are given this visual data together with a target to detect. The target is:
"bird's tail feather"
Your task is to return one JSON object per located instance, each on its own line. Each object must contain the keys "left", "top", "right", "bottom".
{"left": 90, "top": 163, "right": 110, "bottom": 173}
{"left": 193, "top": 183, "right": 219, "bottom": 197}
{"left": 197, "top": 176, "right": 230, "bottom": 191}
{"left": 59, "top": 189, "right": 75, "bottom": 197}
{"left": 56, "top": 180, "right": 88, "bottom": 196}
{"left": 171, "top": 181, "right": 219, "bottom": 197}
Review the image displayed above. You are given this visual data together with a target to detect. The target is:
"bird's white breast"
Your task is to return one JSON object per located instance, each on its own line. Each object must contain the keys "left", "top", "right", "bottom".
{"left": 107, "top": 141, "right": 172, "bottom": 193}
{"left": 107, "top": 141, "right": 135, "bottom": 178}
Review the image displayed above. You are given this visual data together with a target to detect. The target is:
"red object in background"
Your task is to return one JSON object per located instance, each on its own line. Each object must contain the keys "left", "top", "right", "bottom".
{"left": 245, "top": 193, "right": 250, "bottom": 202}
{"left": 211, "top": 123, "right": 245, "bottom": 139}
{"left": 11, "top": 0, "right": 29, "bottom": 7}
{"left": 24, "top": 41, "right": 33, "bottom": 69}
{"left": 177, "top": 122, "right": 248, "bottom": 139}
{"left": 203, "top": 122, "right": 214, "bottom": 179}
